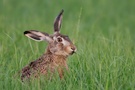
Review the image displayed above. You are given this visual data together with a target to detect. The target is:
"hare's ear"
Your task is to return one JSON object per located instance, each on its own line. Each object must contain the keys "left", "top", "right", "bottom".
{"left": 24, "top": 30, "right": 53, "bottom": 42}
{"left": 54, "top": 9, "right": 64, "bottom": 33}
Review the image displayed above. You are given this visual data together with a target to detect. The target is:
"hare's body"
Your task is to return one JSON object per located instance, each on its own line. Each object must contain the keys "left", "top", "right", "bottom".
{"left": 21, "top": 47, "right": 68, "bottom": 81}
{"left": 21, "top": 10, "right": 76, "bottom": 81}
{"left": 21, "top": 54, "right": 68, "bottom": 80}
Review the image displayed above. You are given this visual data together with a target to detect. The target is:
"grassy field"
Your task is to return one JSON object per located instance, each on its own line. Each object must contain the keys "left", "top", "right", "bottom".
{"left": 1, "top": 0, "right": 135, "bottom": 90}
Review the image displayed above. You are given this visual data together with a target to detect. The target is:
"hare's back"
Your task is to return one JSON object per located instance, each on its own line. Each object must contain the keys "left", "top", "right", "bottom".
{"left": 21, "top": 58, "right": 50, "bottom": 81}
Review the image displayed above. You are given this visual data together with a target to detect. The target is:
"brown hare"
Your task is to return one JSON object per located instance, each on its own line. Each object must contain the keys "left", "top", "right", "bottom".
{"left": 21, "top": 9, "right": 77, "bottom": 81}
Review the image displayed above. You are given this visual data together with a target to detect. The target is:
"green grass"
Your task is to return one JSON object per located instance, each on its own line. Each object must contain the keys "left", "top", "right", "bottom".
{"left": 1, "top": 0, "right": 135, "bottom": 90}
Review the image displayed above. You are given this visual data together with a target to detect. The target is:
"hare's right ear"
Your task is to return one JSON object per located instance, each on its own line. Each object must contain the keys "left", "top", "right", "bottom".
{"left": 54, "top": 9, "right": 64, "bottom": 33}
{"left": 24, "top": 30, "right": 53, "bottom": 42}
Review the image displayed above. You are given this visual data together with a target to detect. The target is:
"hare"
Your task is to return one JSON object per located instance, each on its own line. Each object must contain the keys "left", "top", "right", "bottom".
{"left": 21, "top": 9, "right": 77, "bottom": 81}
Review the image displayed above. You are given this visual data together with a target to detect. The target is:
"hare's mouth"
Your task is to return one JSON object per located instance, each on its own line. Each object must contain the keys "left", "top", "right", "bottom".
{"left": 70, "top": 51, "right": 76, "bottom": 55}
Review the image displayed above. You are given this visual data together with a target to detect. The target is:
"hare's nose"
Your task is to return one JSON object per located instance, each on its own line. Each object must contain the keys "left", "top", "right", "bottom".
{"left": 71, "top": 47, "right": 76, "bottom": 51}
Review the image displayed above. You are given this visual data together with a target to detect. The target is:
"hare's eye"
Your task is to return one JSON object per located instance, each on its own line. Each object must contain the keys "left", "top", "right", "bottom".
{"left": 57, "top": 37, "right": 62, "bottom": 42}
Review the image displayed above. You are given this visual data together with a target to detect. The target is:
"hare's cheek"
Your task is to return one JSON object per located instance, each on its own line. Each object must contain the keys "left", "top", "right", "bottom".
{"left": 65, "top": 46, "right": 72, "bottom": 54}
{"left": 57, "top": 43, "right": 64, "bottom": 50}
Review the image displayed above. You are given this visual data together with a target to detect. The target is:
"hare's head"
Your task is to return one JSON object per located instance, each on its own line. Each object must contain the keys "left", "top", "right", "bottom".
{"left": 24, "top": 10, "right": 77, "bottom": 57}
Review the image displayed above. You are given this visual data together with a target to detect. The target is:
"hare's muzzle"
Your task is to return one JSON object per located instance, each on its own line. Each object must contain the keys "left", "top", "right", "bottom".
{"left": 70, "top": 46, "right": 77, "bottom": 55}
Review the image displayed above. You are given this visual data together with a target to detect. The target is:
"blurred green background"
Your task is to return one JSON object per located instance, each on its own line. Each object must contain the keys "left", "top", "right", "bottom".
{"left": 0, "top": 0, "right": 135, "bottom": 90}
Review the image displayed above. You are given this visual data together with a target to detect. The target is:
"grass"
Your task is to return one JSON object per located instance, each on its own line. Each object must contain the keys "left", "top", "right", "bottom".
{"left": 1, "top": 0, "right": 135, "bottom": 90}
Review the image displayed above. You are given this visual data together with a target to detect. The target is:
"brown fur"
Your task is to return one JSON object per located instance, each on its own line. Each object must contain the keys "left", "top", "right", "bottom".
{"left": 21, "top": 47, "right": 68, "bottom": 81}
{"left": 20, "top": 10, "right": 76, "bottom": 81}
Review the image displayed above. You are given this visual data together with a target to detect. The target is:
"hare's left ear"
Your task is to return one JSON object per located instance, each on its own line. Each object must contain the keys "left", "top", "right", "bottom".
{"left": 24, "top": 30, "right": 53, "bottom": 42}
{"left": 54, "top": 9, "right": 64, "bottom": 33}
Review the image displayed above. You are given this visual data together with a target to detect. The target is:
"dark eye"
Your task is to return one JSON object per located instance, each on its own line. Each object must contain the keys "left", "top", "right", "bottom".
{"left": 57, "top": 37, "right": 62, "bottom": 42}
